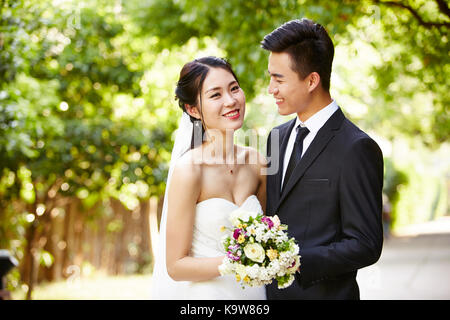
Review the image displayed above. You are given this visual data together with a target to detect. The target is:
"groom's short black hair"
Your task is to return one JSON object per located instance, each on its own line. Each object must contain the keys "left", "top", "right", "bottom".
{"left": 261, "top": 18, "right": 334, "bottom": 92}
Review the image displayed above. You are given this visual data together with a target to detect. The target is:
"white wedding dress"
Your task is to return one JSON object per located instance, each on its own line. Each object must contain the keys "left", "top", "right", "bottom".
{"left": 152, "top": 194, "right": 267, "bottom": 300}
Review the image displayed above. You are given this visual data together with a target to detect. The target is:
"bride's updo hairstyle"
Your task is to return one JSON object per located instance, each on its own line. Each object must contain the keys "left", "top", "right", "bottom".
{"left": 175, "top": 56, "right": 240, "bottom": 149}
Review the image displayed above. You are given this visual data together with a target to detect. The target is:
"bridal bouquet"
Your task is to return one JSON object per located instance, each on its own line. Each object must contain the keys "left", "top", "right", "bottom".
{"left": 218, "top": 209, "right": 301, "bottom": 289}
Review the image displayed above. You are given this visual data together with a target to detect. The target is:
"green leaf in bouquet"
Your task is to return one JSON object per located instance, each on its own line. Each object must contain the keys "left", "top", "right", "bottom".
{"left": 265, "top": 239, "right": 276, "bottom": 248}
{"left": 278, "top": 241, "right": 290, "bottom": 252}
{"left": 277, "top": 274, "right": 291, "bottom": 287}
{"left": 223, "top": 237, "right": 231, "bottom": 252}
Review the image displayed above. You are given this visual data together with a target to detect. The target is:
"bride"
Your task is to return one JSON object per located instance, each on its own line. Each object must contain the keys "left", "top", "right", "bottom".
{"left": 151, "top": 56, "right": 267, "bottom": 300}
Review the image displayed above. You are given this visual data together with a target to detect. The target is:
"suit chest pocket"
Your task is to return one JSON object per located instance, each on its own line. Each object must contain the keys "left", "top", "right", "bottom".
{"left": 302, "top": 178, "right": 330, "bottom": 189}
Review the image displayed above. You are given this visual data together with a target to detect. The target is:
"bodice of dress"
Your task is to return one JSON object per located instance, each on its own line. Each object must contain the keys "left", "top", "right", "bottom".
{"left": 190, "top": 195, "right": 263, "bottom": 258}
{"left": 154, "top": 194, "right": 266, "bottom": 300}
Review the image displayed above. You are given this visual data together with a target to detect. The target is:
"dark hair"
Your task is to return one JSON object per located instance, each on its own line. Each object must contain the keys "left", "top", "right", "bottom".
{"left": 261, "top": 18, "right": 334, "bottom": 92}
{"left": 175, "top": 56, "right": 240, "bottom": 148}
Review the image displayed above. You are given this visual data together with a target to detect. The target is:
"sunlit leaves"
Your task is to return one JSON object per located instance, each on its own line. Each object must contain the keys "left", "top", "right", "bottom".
{"left": 0, "top": 0, "right": 176, "bottom": 216}
{"left": 129, "top": 0, "right": 449, "bottom": 146}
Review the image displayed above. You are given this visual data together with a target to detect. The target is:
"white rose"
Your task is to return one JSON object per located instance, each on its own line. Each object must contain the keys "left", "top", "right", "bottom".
{"left": 243, "top": 243, "right": 265, "bottom": 263}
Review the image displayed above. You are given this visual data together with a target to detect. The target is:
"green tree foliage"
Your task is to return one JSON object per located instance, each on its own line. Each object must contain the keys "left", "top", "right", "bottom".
{"left": 0, "top": 0, "right": 175, "bottom": 294}
{"left": 130, "top": 0, "right": 449, "bottom": 147}
{"left": 0, "top": 0, "right": 176, "bottom": 203}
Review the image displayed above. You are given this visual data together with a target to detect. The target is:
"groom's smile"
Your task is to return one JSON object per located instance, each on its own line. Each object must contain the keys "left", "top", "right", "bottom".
{"left": 267, "top": 52, "right": 312, "bottom": 118}
{"left": 275, "top": 98, "right": 284, "bottom": 105}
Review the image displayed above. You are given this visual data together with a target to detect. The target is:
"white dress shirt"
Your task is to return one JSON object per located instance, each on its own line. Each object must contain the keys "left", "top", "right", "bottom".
{"left": 281, "top": 100, "right": 339, "bottom": 189}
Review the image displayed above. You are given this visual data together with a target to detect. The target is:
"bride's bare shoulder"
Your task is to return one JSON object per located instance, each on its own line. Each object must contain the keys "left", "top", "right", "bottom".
{"left": 171, "top": 148, "right": 202, "bottom": 184}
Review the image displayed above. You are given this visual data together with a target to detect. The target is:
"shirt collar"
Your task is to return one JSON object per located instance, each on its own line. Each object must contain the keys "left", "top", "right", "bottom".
{"left": 295, "top": 99, "right": 339, "bottom": 134}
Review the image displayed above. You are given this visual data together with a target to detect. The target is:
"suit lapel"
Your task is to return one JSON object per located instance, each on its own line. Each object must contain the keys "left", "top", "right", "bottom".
{"left": 267, "top": 119, "right": 296, "bottom": 213}
{"left": 276, "top": 119, "right": 296, "bottom": 197}
{"left": 276, "top": 108, "right": 345, "bottom": 212}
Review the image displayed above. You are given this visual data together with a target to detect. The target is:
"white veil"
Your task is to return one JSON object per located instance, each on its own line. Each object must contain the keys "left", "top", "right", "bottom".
{"left": 150, "top": 112, "right": 193, "bottom": 299}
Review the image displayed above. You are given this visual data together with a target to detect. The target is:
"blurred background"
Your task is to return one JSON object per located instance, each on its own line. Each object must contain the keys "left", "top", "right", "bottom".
{"left": 0, "top": 0, "right": 448, "bottom": 300}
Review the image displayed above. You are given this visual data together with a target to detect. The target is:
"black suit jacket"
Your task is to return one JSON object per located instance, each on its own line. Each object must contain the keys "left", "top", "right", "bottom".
{"left": 265, "top": 108, "right": 384, "bottom": 300}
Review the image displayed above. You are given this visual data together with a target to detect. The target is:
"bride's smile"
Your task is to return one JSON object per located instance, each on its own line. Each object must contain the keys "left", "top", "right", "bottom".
{"left": 199, "top": 67, "right": 246, "bottom": 132}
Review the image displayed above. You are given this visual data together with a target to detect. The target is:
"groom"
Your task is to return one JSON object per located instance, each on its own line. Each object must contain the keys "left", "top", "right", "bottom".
{"left": 262, "top": 19, "right": 384, "bottom": 299}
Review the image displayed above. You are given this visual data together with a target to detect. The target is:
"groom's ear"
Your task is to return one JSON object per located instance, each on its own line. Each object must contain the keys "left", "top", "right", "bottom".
{"left": 185, "top": 104, "right": 201, "bottom": 120}
{"left": 307, "top": 72, "right": 321, "bottom": 92}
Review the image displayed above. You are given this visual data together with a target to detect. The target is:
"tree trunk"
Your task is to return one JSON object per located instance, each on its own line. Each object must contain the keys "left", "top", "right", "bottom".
{"left": 23, "top": 205, "right": 37, "bottom": 300}
{"left": 62, "top": 199, "right": 77, "bottom": 278}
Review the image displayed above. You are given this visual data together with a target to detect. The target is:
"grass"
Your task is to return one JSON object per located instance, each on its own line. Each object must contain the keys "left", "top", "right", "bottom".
{"left": 11, "top": 274, "right": 153, "bottom": 300}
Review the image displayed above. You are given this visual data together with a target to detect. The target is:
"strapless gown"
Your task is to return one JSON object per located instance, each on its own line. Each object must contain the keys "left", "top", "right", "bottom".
{"left": 183, "top": 194, "right": 267, "bottom": 299}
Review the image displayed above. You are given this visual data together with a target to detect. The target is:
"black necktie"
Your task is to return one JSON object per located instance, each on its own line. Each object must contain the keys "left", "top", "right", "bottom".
{"left": 282, "top": 125, "right": 310, "bottom": 191}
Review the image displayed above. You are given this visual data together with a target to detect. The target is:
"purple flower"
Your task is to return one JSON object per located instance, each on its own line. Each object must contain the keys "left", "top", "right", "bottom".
{"left": 262, "top": 216, "right": 274, "bottom": 229}
{"left": 227, "top": 251, "right": 240, "bottom": 261}
{"left": 233, "top": 228, "right": 242, "bottom": 240}
{"left": 228, "top": 244, "right": 240, "bottom": 252}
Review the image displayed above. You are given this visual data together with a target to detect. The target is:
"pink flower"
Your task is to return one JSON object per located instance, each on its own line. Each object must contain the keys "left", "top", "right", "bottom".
{"left": 233, "top": 228, "right": 242, "bottom": 240}
{"left": 262, "top": 216, "right": 274, "bottom": 229}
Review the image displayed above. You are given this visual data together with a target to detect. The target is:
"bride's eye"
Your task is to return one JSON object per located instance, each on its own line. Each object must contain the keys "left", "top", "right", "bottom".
{"left": 231, "top": 85, "right": 240, "bottom": 92}
{"left": 210, "top": 92, "right": 220, "bottom": 98}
